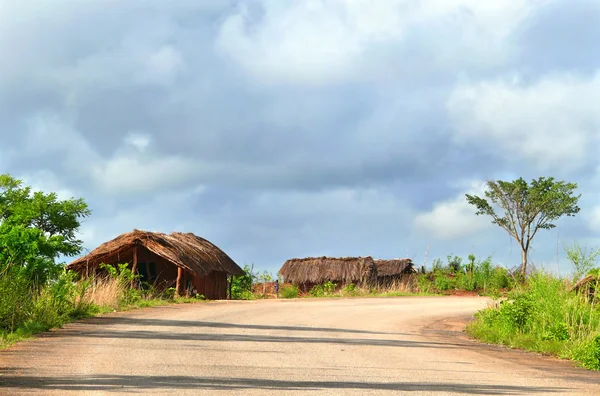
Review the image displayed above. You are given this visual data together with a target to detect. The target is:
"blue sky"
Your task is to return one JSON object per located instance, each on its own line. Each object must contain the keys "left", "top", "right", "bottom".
{"left": 1, "top": 0, "right": 599, "bottom": 276}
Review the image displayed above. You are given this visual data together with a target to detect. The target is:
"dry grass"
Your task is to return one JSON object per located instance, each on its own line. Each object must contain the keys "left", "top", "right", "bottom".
{"left": 80, "top": 277, "right": 127, "bottom": 310}
{"left": 280, "top": 256, "right": 377, "bottom": 286}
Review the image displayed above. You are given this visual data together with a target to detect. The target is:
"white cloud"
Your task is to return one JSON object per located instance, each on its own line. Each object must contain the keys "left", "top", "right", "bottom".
{"left": 20, "top": 170, "right": 77, "bottom": 201}
{"left": 413, "top": 181, "right": 491, "bottom": 240}
{"left": 91, "top": 155, "right": 202, "bottom": 195}
{"left": 124, "top": 132, "right": 152, "bottom": 152}
{"left": 589, "top": 206, "right": 600, "bottom": 233}
{"left": 76, "top": 187, "right": 203, "bottom": 251}
{"left": 216, "top": 0, "right": 543, "bottom": 84}
{"left": 447, "top": 71, "right": 600, "bottom": 170}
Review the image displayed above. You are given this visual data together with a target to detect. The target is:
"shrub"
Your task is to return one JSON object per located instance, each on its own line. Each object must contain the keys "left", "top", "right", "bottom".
{"left": 280, "top": 285, "right": 299, "bottom": 299}
{"left": 417, "top": 274, "right": 433, "bottom": 293}
{"left": 572, "top": 334, "right": 600, "bottom": 370}
{"left": 309, "top": 281, "right": 337, "bottom": 297}
{"left": 435, "top": 276, "right": 454, "bottom": 291}
{"left": 230, "top": 264, "right": 255, "bottom": 300}
{"left": 468, "top": 271, "right": 600, "bottom": 370}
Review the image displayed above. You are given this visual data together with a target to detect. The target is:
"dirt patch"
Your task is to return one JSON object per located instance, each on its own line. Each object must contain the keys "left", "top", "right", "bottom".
{"left": 420, "top": 314, "right": 600, "bottom": 385}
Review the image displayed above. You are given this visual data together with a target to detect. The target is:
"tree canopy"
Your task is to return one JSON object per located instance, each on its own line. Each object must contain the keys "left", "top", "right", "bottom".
{"left": 465, "top": 176, "right": 580, "bottom": 276}
{"left": 0, "top": 174, "right": 91, "bottom": 283}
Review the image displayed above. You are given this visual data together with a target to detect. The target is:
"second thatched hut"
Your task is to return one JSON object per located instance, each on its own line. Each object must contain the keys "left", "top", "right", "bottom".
{"left": 279, "top": 256, "right": 377, "bottom": 292}
{"left": 374, "top": 259, "right": 417, "bottom": 287}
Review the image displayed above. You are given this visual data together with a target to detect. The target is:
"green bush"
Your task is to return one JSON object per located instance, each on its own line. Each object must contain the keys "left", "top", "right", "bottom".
{"left": 342, "top": 283, "right": 358, "bottom": 296}
{"left": 468, "top": 272, "right": 600, "bottom": 370}
{"left": 417, "top": 274, "right": 433, "bottom": 293}
{"left": 280, "top": 285, "right": 299, "bottom": 299}
{"left": 572, "top": 334, "right": 600, "bottom": 370}
{"left": 230, "top": 264, "right": 255, "bottom": 300}
{"left": 434, "top": 276, "right": 454, "bottom": 291}
{"left": 309, "top": 281, "right": 337, "bottom": 297}
{"left": 455, "top": 272, "right": 475, "bottom": 291}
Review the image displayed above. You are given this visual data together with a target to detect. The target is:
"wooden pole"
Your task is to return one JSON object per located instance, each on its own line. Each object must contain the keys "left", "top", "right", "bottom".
{"left": 176, "top": 267, "right": 183, "bottom": 297}
{"left": 131, "top": 247, "right": 138, "bottom": 289}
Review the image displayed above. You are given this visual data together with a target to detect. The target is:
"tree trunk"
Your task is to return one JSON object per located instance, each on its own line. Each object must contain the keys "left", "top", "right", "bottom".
{"left": 131, "top": 247, "right": 138, "bottom": 289}
{"left": 176, "top": 267, "right": 183, "bottom": 297}
{"left": 520, "top": 246, "right": 528, "bottom": 277}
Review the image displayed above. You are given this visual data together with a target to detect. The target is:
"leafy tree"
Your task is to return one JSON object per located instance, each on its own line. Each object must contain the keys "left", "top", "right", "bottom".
{"left": 258, "top": 270, "right": 273, "bottom": 296}
{"left": 466, "top": 177, "right": 580, "bottom": 277}
{"left": 564, "top": 241, "right": 600, "bottom": 281}
{"left": 229, "top": 264, "right": 255, "bottom": 299}
{"left": 0, "top": 174, "right": 91, "bottom": 283}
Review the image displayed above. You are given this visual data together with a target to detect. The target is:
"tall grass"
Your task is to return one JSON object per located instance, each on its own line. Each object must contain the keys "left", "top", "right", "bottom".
{"left": 0, "top": 263, "right": 204, "bottom": 348}
{"left": 467, "top": 272, "right": 600, "bottom": 370}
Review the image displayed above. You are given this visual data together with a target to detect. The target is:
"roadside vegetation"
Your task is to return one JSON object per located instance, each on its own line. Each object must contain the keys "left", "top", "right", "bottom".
{"left": 246, "top": 253, "right": 515, "bottom": 300}
{"left": 464, "top": 177, "right": 600, "bottom": 371}
{"left": 467, "top": 263, "right": 600, "bottom": 370}
{"left": 0, "top": 174, "right": 202, "bottom": 349}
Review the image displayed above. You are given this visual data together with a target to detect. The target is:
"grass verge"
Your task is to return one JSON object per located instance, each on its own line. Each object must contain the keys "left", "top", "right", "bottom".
{"left": 465, "top": 272, "right": 600, "bottom": 370}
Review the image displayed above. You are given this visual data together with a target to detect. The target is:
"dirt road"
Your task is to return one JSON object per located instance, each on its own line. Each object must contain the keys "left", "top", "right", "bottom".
{"left": 1, "top": 296, "right": 599, "bottom": 395}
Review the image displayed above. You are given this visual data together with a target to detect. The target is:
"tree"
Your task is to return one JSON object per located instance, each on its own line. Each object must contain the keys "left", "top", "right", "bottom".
{"left": 465, "top": 177, "right": 580, "bottom": 277}
{"left": 0, "top": 174, "right": 91, "bottom": 283}
{"left": 564, "top": 241, "right": 600, "bottom": 281}
{"left": 258, "top": 270, "right": 273, "bottom": 296}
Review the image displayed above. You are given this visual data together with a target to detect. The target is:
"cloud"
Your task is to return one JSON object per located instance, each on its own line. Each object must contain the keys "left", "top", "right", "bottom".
{"left": 216, "top": 0, "right": 541, "bottom": 84}
{"left": 447, "top": 71, "right": 600, "bottom": 171}
{"left": 1, "top": 0, "right": 599, "bottom": 276}
{"left": 413, "top": 181, "right": 491, "bottom": 240}
{"left": 91, "top": 154, "right": 203, "bottom": 196}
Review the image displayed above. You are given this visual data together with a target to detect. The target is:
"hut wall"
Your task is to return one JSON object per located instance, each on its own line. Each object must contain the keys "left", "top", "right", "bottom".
{"left": 193, "top": 270, "right": 228, "bottom": 300}
{"left": 70, "top": 246, "right": 231, "bottom": 299}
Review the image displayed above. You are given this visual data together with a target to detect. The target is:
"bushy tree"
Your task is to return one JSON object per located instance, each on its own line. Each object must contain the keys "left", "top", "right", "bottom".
{"left": 230, "top": 264, "right": 255, "bottom": 299}
{"left": 0, "top": 174, "right": 90, "bottom": 284}
{"left": 466, "top": 177, "right": 580, "bottom": 276}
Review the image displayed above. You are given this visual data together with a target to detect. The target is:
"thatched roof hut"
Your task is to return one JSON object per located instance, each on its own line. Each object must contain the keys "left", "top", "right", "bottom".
{"left": 374, "top": 259, "right": 416, "bottom": 277}
{"left": 570, "top": 275, "right": 599, "bottom": 302}
{"left": 279, "top": 256, "right": 377, "bottom": 289}
{"left": 67, "top": 229, "right": 244, "bottom": 299}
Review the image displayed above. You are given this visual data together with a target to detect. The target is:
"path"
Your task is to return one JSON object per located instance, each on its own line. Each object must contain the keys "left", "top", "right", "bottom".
{"left": 1, "top": 296, "right": 599, "bottom": 395}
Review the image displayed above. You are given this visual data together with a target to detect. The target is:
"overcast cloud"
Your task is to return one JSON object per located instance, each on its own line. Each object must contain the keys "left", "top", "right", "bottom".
{"left": 1, "top": 0, "right": 598, "bottom": 275}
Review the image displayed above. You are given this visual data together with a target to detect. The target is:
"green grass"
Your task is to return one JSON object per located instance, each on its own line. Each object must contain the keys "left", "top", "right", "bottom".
{"left": 466, "top": 272, "right": 600, "bottom": 370}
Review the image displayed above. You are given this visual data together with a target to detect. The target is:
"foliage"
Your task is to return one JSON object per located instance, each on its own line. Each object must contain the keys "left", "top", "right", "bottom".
{"left": 564, "top": 241, "right": 600, "bottom": 281}
{"left": 309, "top": 281, "right": 337, "bottom": 297}
{"left": 0, "top": 174, "right": 91, "bottom": 284}
{"left": 230, "top": 264, "right": 256, "bottom": 300}
{"left": 447, "top": 255, "right": 462, "bottom": 273}
{"left": 0, "top": 175, "right": 94, "bottom": 343}
{"left": 342, "top": 283, "right": 358, "bottom": 296}
{"left": 417, "top": 274, "right": 434, "bottom": 294}
{"left": 257, "top": 270, "right": 273, "bottom": 296}
{"left": 467, "top": 272, "right": 600, "bottom": 370}
{"left": 466, "top": 177, "right": 580, "bottom": 276}
{"left": 280, "top": 284, "right": 299, "bottom": 299}
{"left": 99, "top": 263, "right": 142, "bottom": 306}
{"left": 434, "top": 275, "right": 454, "bottom": 291}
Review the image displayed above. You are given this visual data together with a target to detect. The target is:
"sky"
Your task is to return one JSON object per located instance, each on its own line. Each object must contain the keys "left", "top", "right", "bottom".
{"left": 1, "top": 0, "right": 599, "bottom": 276}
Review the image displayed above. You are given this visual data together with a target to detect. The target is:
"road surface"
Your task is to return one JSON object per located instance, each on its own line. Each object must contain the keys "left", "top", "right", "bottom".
{"left": 1, "top": 296, "right": 599, "bottom": 395}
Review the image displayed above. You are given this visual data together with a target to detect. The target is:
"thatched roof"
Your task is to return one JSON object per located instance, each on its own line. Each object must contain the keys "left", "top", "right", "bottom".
{"left": 279, "top": 256, "right": 377, "bottom": 285}
{"left": 570, "top": 275, "right": 599, "bottom": 293}
{"left": 374, "top": 259, "right": 416, "bottom": 277}
{"left": 67, "top": 229, "right": 244, "bottom": 277}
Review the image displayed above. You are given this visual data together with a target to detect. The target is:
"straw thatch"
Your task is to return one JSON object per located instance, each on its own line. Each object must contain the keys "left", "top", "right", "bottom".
{"left": 279, "top": 256, "right": 377, "bottom": 286}
{"left": 570, "top": 275, "right": 599, "bottom": 302}
{"left": 67, "top": 229, "right": 244, "bottom": 277}
{"left": 374, "top": 259, "right": 416, "bottom": 277}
